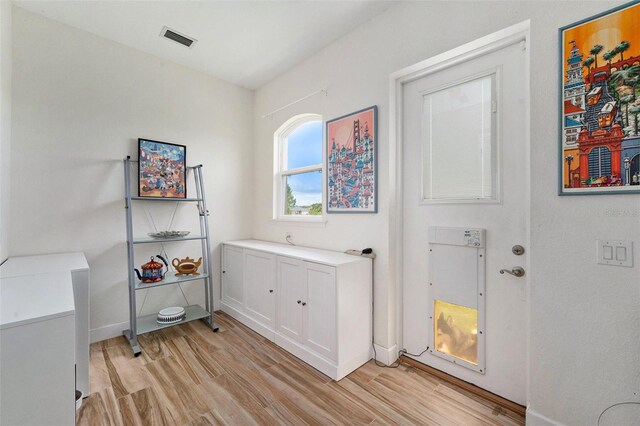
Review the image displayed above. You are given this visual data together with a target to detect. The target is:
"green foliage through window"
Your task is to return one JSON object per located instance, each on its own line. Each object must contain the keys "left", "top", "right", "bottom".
{"left": 308, "top": 203, "right": 322, "bottom": 215}
{"left": 286, "top": 184, "right": 297, "bottom": 215}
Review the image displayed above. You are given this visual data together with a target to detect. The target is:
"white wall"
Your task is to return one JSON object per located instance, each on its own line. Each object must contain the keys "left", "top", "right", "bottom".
{"left": 0, "top": 2, "right": 11, "bottom": 262}
{"left": 253, "top": 2, "right": 640, "bottom": 425}
{"left": 7, "top": 2, "right": 640, "bottom": 424}
{"left": 10, "top": 8, "right": 254, "bottom": 336}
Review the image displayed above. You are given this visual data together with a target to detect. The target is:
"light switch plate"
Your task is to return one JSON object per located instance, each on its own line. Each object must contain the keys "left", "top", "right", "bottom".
{"left": 597, "top": 240, "right": 633, "bottom": 267}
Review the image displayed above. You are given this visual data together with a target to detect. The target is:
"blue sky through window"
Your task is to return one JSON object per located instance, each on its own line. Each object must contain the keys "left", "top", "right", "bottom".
{"left": 286, "top": 120, "right": 322, "bottom": 206}
{"left": 287, "top": 121, "right": 322, "bottom": 169}
{"left": 287, "top": 171, "right": 322, "bottom": 207}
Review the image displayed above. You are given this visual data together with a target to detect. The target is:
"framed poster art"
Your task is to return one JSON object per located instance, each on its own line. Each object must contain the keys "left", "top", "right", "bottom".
{"left": 138, "top": 138, "right": 187, "bottom": 198}
{"left": 326, "top": 106, "right": 378, "bottom": 213}
{"left": 559, "top": 1, "right": 640, "bottom": 195}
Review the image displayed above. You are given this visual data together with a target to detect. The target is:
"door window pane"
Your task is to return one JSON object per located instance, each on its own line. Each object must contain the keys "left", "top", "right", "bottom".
{"left": 422, "top": 75, "right": 496, "bottom": 201}
{"left": 285, "top": 171, "right": 322, "bottom": 215}
{"left": 287, "top": 121, "right": 323, "bottom": 169}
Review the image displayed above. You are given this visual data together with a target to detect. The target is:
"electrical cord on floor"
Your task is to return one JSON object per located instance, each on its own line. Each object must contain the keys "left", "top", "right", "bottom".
{"left": 373, "top": 345, "right": 431, "bottom": 368}
{"left": 346, "top": 248, "right": 430, "bottom": 369}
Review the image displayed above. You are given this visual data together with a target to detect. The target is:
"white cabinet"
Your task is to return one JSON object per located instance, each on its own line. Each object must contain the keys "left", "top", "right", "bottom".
{"left": 244, "top": 249, "right": 276, "bottom": 329}
{"left": 276, "top": 256, "right": 304, "bottom": 342}
{"left": 221, "top": 240, "right": 371, "bottom": 380}
{"left": 222, "top": 245, "right": 275, "bottom": 337}
{"left": 0, "top": 252, "right": 90, "bottom": 397}
{"left": 222, "top": 245, "right": 244, "bottom": 310}
{"left": 275, "top": 258, "right": 336, "bottom": 361}
{"left": 0, "top": 272, "right": 76, "bottom": 425}
{"left": 302, "top": 262, "right": 337, "bottom": 361}
{"left": 1, "top": 252, "right": 89, "bottom": 425}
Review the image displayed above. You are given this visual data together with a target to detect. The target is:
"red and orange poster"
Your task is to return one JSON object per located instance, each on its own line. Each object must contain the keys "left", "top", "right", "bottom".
{"left": 326, "top": 106, "right": 377, "bottom": 212}
{"left": 560, "top": 1, "right": 640, "bottom": 193}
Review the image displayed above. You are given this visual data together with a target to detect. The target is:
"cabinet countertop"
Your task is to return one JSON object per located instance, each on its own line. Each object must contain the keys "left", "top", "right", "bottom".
{"left": 0, "top": 272, "right": 75, "bottom": 330}
{"left": 224, "top": 240, "right": 372, "bottom": 267}
{"left": 0, "top": 252, "right": 87, "bottom": 329}
{"left": 0, "top": 252, "right": 89, "bottom": 278}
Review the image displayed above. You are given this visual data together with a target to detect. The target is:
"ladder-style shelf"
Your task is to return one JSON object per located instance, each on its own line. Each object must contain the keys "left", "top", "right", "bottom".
{"left": 134, "top": 272, "right": 211, "bottom": 291}
{"left": 122, "top": 156, "right": 219, "bottom": 357}
{"left": 132, "top": 235, "right": 207, "bottom": 244}
{"left": 130, "top": 196, "right": 202, "bottom": 202}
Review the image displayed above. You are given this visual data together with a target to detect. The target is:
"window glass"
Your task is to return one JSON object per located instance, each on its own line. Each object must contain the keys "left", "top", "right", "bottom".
{"left": 422, "top": 75, "right": 496, "bottom": 201}
{"left": 275, "top": 115, "right": 323, "bottom": 219}
{"left": 287, "top": 121, "right": 323, "bottom": 169}
{"left": 285, "top": 171, "right": 323, "bottom": 215}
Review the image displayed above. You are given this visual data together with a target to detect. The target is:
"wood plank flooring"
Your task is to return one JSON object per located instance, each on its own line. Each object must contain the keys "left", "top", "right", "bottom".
{"left": 78, "top": 312, "right": 525, "bottom": 425}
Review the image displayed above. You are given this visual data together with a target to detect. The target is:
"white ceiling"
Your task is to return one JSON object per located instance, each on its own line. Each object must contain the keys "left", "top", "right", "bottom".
{"left": 15, "top": 0, "right": 397, "bottom": 89}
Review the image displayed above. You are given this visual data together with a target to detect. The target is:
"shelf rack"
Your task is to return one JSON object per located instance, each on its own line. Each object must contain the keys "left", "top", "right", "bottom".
{"left": 132, "top": 235, "right": 207, "bottom": 244}
{"left": 123, "top": 156, "right": 219, "bottom": 356}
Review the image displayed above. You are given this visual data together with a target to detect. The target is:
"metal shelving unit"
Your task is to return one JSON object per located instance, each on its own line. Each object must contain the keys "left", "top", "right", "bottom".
{"left": 123, "top": 156, "right": 218, "bottom": 357}
{"left": 132, "top": 235, "right": 207, "bottom": 244}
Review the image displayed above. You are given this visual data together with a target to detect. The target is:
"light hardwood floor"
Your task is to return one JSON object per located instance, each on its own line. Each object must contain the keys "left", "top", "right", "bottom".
{"left": 78, "top": 312, "right": 525, "bottom": 425}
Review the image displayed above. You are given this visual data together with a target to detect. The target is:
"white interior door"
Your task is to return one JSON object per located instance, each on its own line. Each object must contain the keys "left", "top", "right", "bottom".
{"left": 400, "top": 35, "right": 529, "bottom": 405}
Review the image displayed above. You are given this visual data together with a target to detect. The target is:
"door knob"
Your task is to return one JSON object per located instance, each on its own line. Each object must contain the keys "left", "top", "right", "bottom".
{"left": 269, "top": 289, "right": 274, "bottom": 293}
{"left": 500, "top": 266, "right": 525, "bottom": 277}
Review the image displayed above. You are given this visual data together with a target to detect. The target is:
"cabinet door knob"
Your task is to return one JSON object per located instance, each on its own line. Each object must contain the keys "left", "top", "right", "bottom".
{"left": 297, "top": 300, "right": 301, "bottom": 304}
{"left": 269, "top": 289, "right": 274, "bottom": 293}
{"left": 302, "top": 302, "right": 307, "bottom": 306}
{"left": 222, "top": 271, "right": 226, "bottom": 274}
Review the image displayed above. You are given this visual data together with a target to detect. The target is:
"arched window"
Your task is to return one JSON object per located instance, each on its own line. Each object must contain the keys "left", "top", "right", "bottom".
{"left": 274, "top": 114, "right": 323, "bottom": 220}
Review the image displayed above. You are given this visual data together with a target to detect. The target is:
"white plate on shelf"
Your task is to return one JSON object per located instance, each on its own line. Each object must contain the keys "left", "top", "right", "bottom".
{"left": 157, "top": 306, "right": 186, "bottom": 324}
{"left": 148, "top": 231, "right": 190, "bottom": 239}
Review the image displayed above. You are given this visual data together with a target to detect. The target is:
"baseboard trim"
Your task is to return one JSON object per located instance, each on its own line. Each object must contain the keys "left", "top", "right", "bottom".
{"left": 373, "top": 343, "right": 398, "bottom": 365}
{"left": 220, "top": 302, "right": 275, "bottom": 341}
{"left": 274, "top": 333, "right": 339, "bottom": 380}
{"left": 90, "top": 321, "right": 128, "bottom": 343}
{"left": 526, "top": 408, "right": 562, "bottom": 425}
{"left": 399, "top": 355, "right": 526, "bottom": 416}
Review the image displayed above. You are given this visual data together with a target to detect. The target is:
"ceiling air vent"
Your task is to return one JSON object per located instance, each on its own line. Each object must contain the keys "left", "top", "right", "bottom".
{"left": 160, "top": 26, "right": 197, "bottom": 48}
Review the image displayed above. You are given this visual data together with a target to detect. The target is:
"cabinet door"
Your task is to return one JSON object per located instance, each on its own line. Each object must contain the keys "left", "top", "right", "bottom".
{"left": 276, "top": 256, "right": 304, "bottom": 342}
{"left": 222, "top": 245, "right": 244, "bottom": 310}
{"left": 302, "top": 262, "right": 337, "bottom": 361}
{"left": 244, "top": 250, "right": 276, "bottom": 329}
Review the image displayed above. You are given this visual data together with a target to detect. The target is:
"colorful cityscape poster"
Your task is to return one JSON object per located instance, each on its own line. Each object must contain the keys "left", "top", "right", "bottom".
{"left": 326, "top": 106, "right": 377, "bottom": 213}
{"left": 138, "top": 139, "right": 187, "bottom": 198}
{"left": 560, "top": 1, "right": 640, "bottom": 194}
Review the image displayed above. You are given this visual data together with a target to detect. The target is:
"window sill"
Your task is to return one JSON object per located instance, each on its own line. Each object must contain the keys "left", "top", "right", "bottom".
{"left": 270, "top": 217, "right": 327, "bottom": 228}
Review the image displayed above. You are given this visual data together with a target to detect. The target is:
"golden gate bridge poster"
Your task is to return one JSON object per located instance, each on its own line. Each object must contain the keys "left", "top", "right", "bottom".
{"left": 326, "top": 106, "right": 378, "bottom": 212}
{"left": 560, "top": 1, "right": 640, "bottom": 194}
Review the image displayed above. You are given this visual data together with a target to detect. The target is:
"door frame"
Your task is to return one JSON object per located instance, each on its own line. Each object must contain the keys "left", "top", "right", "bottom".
{"left": 388, "top": 20, "right": 531, "bottom": 401}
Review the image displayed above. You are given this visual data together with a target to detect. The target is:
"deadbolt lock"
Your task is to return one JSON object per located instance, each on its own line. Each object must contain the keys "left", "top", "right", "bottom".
{"left": 512, "top": 245, "right": 525, "bottom": 256}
